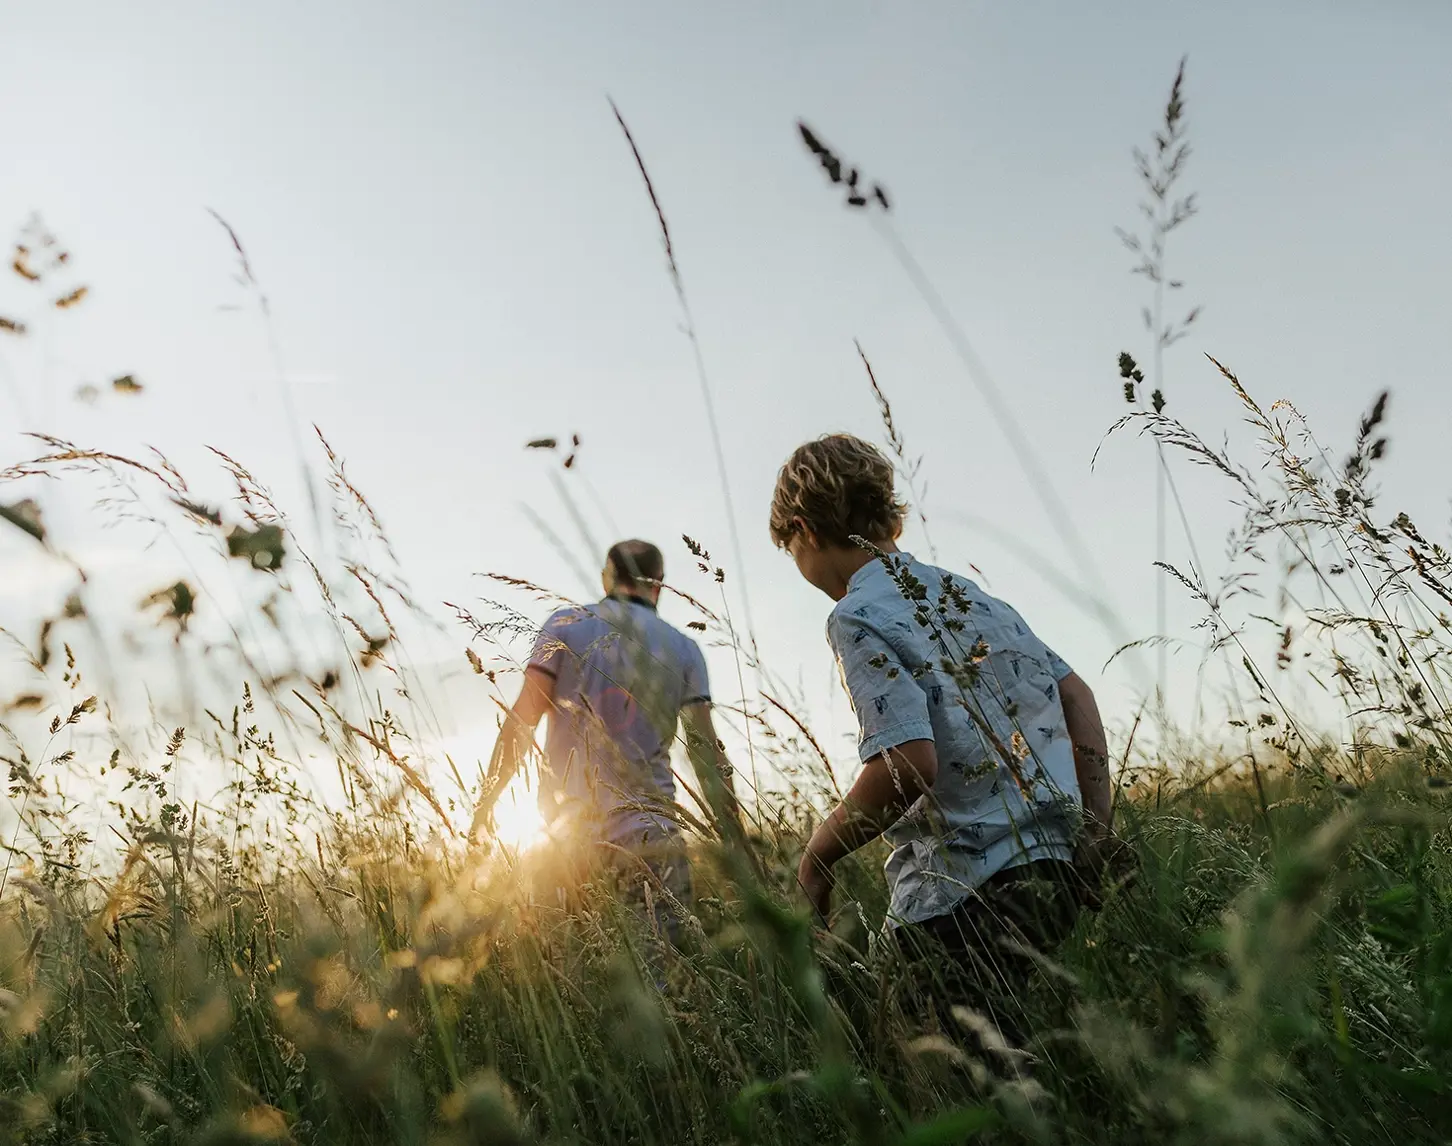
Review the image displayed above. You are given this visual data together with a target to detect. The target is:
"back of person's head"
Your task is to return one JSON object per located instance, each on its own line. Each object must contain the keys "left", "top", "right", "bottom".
{"left": 769, "top": 434, "right": 907, "bottom": 549}
{"left": 605, "top": 539, "right": 665, "bottom": 592}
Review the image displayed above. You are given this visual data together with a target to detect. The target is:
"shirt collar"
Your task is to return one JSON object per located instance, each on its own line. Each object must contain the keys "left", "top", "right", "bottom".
{"left": 606, "top": 592, "right": 658, "bottom": 612}
{"left": 846, "top": 550, "right": 912, "bottom": 594}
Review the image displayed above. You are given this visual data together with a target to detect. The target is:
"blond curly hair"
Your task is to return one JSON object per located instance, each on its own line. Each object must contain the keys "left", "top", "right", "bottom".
{"left": 769, "top": 434, "right": 907, "bottom": 549}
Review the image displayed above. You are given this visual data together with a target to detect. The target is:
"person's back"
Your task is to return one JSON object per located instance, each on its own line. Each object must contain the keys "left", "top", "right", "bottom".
{"left": 531, "top": 593, "right": 709, "bottom": 845}
{"left": 826, "top": 551, "right": 1080, "bottom": 924}
{"left": 474, "top": 540, "right": 736, "bottom": 970}
{"left": 769, "top": 433, "right": 1117, "bottom": 1045}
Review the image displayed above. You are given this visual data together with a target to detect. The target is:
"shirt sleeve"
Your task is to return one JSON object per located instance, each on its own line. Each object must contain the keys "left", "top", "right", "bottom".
{"left": 527, "top": 609, "right": 573, "bottom": 678}
{"left": 681, "top": 639, "right": 710, "bottom": 705}
{"left": 829, "top": 609, "right": 934, "bottom": 763}
{"left": 1042, "top": 644, "right": 1074, "bottom": 682}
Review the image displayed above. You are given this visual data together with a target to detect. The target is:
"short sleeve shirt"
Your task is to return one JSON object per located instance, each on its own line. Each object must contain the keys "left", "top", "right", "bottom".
{"left": 828, "top": 553, "right": 1081, "bottom": 926}
{"left": 529, "top": 596, "right": 709, "bottom": 844}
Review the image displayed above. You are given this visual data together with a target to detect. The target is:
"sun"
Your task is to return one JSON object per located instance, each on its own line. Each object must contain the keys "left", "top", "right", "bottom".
{"left": 488, "top": 774, "right": 547, "bottom": 851}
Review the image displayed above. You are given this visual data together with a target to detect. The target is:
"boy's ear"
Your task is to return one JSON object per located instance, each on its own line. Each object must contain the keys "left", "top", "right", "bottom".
{"left": 791, "top": 516, "right": 820, "bottom": 549}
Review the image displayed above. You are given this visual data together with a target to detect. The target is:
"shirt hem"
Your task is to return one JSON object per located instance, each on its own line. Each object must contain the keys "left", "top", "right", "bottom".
{"left": 881, "top": 838, "right": 1076, "bottom": 930}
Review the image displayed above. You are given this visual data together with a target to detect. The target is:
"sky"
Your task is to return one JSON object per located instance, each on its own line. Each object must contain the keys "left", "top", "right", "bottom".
{"left": 2, "top": 1, "right": 1450, "bottom": 824}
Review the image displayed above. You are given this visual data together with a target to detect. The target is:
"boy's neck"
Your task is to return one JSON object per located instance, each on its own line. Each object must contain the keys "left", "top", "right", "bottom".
{"left": 827, "top": 538, "right": 900, "bottom": 600}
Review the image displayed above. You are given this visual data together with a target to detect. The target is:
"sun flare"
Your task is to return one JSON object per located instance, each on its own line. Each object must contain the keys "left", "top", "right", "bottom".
{"left": 489, "top": 775, "right": 547, "bottom": 851}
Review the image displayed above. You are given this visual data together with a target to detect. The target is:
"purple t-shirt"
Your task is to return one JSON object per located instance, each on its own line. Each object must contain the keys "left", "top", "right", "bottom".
{"left": 528, "top": 596, "right": 709, "bottom": 844}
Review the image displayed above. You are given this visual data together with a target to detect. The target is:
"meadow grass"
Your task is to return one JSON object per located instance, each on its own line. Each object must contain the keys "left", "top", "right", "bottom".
{"left": 0, "top": 724, "right": 1448, "bottom": 1144}
{"left": 2, "top": 356, "right": 1451, "bottom": 1145}
{"left": 3, "top": 59, "right": 1452, "bottom": 1146}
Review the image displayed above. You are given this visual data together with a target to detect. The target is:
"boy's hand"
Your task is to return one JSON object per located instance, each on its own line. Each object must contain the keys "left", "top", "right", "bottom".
{"left": 1073, "top": 827, "right": 1138, "bottom": 911}
{"left": 797, "top": 851, "right": 836, "bottom": 921}
{"left": 1081, "top": 806, "right": 1113, "bottom": 843}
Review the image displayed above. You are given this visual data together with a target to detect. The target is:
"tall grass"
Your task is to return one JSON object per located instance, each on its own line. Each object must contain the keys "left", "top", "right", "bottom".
{"left": 4, "top": 325, "right": 1450, "bottom": 1146}
{"left": 3, "top": 70, "right": 1451, "bottom": 1146}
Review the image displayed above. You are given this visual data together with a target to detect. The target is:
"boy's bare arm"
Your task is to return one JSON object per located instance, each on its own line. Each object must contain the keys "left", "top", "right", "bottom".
{"left": 798, "top": 739, "right": 939, "bottom": 916}
{"left": 1059, "top": 671, "right": 1113, "bottom": 835}
{"left": 809, "top": 739, "right": 938, "bottom": 866}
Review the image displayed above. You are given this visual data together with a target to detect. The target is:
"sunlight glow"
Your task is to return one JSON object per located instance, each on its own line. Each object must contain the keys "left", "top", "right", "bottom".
{"left": 489, "top": 774, "right": 547, "bottom": 851}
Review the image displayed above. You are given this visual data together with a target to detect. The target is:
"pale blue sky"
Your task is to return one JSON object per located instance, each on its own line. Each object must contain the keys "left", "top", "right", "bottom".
{"left": 2, "top": 2, "right": 1450, "bottom": 778}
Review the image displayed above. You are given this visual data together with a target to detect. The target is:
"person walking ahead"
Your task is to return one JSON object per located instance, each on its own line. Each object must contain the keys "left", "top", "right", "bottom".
{"left": 473, "top": 539, "right": 737, "bottom": 951}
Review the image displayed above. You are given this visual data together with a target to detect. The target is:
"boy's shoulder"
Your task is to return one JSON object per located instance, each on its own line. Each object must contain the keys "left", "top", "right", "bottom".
{"left": 830, "top": 554, "right": 973, "bottom": 616}
{"left": 827, "top": 555, "right": 1012, "bottom": 637}
{"left": 826, "top": 563, "right": 915, "bottom": 649}
{"left": 829, "top": 572, "right": 887, "bottom": 620}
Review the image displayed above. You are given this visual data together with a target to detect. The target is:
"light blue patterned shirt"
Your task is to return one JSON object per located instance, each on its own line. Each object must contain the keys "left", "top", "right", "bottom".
{"left": 828, "top": 552, "right": 1082, "bottom": 926}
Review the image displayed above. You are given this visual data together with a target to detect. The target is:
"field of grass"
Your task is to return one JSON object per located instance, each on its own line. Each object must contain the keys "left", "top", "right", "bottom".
{"left": 3, "top": 358, "right": 1451, "bottom": 1145}
{"left": 4, "top": 58, "right": 1452, "bottom": 1146}
{"left": 0, "top": 709, "right": 1449, "bottom": 1145}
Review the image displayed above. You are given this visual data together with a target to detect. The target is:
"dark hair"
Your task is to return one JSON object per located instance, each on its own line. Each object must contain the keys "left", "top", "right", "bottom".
{"left": 606, "top": 539, "right": 665, "bottom": 589}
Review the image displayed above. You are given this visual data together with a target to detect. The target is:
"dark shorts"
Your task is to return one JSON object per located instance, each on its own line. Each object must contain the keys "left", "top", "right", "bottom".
{"left": 893, "top": 859, "right": 1081, "bottom": 1047}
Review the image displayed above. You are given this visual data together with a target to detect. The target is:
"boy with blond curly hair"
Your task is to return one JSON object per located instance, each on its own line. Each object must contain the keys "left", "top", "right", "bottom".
{"left": 771, "top": 433, "right": 1116, "bottom": 1039}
